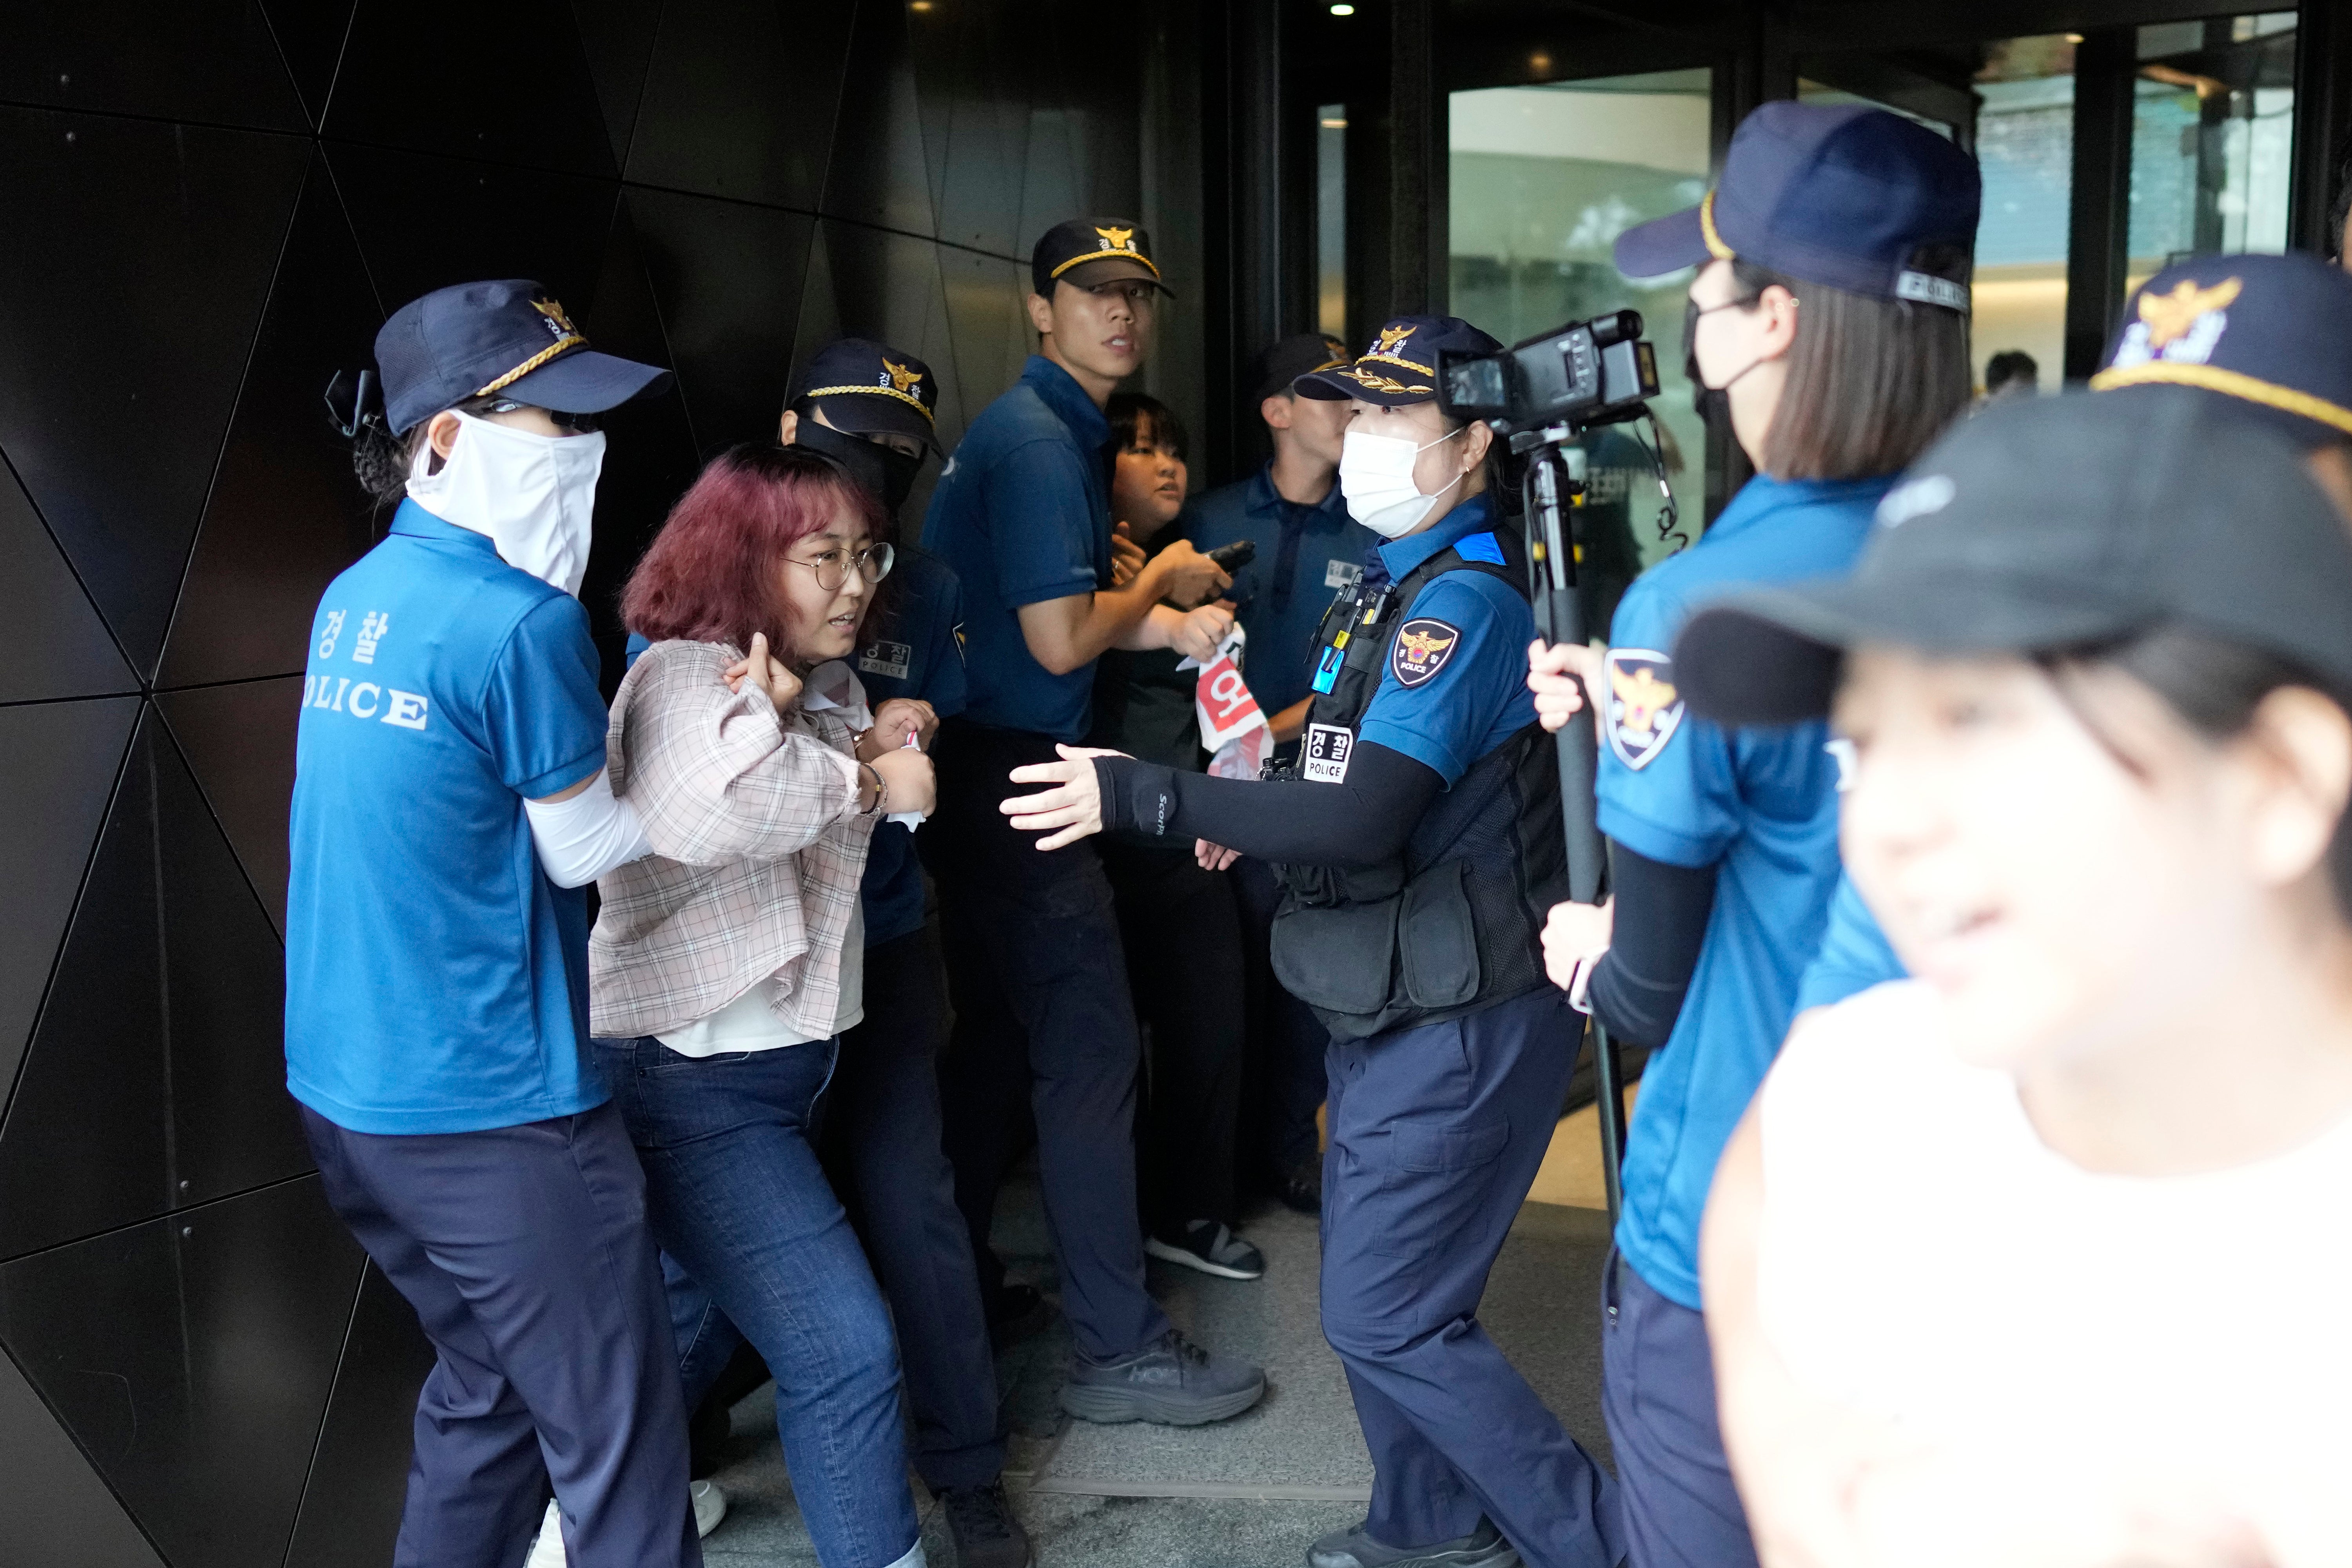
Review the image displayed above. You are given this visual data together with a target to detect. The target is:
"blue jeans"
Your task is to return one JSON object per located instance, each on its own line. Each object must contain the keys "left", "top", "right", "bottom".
{"left": 594, "top": 1036, "right": 920, "bottom": 1568}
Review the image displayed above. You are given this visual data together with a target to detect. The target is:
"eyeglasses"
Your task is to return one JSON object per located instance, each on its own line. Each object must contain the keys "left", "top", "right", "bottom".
{"left": 787, "top": 543, "right": 895, "bottom": 592}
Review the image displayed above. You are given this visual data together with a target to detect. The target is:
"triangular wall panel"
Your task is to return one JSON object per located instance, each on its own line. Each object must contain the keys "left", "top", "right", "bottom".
{"left": 572, "top": 0, "right": 667, "bottom": 174}
{"left": 281, "top": 1262, "right": 437, "bottom": 1568}
{"left": 0, "top": 1343, "right": 166, "bottom": 1568}
{"left": 0, "top": 107, "right": 308, "bottom": 678}
{"left": 323, "top": 0, "right": 617, "bottom": 179}
{"left": 157, "top": 678, "right": 304, "bottom": 938}
{"left": 0, "top": 2, "right": 308, "bottom": 133}
{"left": 0, "top": 1178, "right": 364, "bottom": 1568}
{"left": 0, "top": 455, "right": 137, "bottom": 705}
{"left": 160, "top": 151, "right": 388, "bottom": 692}
{"left": 258, "top": 0, "right": 358, "bottom": 129}
{"left": 629, "top": 188, "right": 818, "bottom": 457}
{"left": 622, "top": 0, "right": 853, "bottom": 209}
{"left": 820, "top": 0, "right": 938, "bottom": 240}
{"left": 0, "top": 708, "right": 309, "bottom": 1262}
{"left": 0, "top": 697, "right": 140, "bottom": 1115}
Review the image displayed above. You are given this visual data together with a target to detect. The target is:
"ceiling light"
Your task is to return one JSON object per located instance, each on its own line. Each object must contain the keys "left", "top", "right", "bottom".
{"left": 1320, "top": 116, "right": 1348, "bottom": 129}
{"left": 2064, "top": 32, "right": 2083, "bottom": 42}
{"left": 1330, "top": 3, "right": 1355, "bottom": 14}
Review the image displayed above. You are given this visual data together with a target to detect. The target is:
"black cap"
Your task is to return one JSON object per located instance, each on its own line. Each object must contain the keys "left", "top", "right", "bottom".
{"left": 788, "top": 338, "right": 943, "bottom": 455}
{"left": 1030, "top": 218, "right": 1170, "bottom": 298}
{"left": 1615, "top": 102, "right": 1980, "bottom": 310}
{"left": 1294, "top": 316, "right": 1504, "bottom": 406}
{"left": 1247, "top": 332, "right": 1350, "bottom": 405}
{"left": 2091, "top": 252, "right": 2352, "bottom": 452}
{"left": 1673, "top": 389, "right": 2352, "bottom": 726}
{"left": 374, "top": 279, "right": 671, "bottom": 435}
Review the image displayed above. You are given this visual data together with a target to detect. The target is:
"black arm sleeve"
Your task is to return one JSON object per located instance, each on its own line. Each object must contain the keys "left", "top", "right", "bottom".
{"left": 1585, "top": 844, "right": 1719, "bottom": 1049}
{"left": 1095, "top": 742, "right": 1443, "bottom": 867}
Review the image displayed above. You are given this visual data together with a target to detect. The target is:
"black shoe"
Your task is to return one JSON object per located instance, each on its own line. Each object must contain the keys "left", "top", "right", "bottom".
{"left": 940, "top": 1481, "right": 1032, "bottom": 1568}
{"left": 1276, "top": 1154, "right": 1323, "bottom": 1215}
{"left": 1145, "top": 1219, "right": 1266, "bottom": 1280}
{"left": 1306, "top": 1517, "right": 1520, "bottom": 1568}
{"left": 987, "top": 1281, "right": 1053, "bottom": 1350}
{"left": 1059, "top": 1328, "right": 1267, "bottom": 1426}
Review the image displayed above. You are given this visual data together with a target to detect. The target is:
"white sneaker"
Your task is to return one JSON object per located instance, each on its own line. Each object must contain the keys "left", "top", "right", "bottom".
{"left": 692, "top": 1478, "right": 729, "bottom": 1539}
{"left": 524, "top": 1500, "right": 565, "bottom": 1568}
{"left": 523, "top": 1481, "right": 722, "bottom": 1563}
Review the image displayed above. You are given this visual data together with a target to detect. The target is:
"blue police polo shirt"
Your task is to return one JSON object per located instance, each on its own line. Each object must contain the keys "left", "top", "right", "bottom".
{"left": 1181, "top": 463, "right": 1378, "bottom": 716}
{"left": 1795, "top": 870, "right": 1908, "bottom": 1011}
{"left": 285, "top": 500, "right": 611, "bottom": 1135}
{"left": 922, "top": 355, "right": 1111, "bottom": 742}
{"left": 851, "top": 544, "right": 967, "bottom": 946}
{"left": 1596, "top": 472, "right": 1892, "bottom": 1309}
{"left": 1356, "top": 494, "right": 1539, "bottom": 786}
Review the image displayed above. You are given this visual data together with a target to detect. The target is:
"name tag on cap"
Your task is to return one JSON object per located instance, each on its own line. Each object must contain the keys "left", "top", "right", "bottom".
{"left": 1302, "top": 722, "right": 1353, "bottom": 784}
{"left": 857, "top": 640, "right": 912, "bottom": 681}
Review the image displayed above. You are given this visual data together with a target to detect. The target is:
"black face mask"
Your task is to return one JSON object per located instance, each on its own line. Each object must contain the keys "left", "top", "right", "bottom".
{"left": 794, "top": 418, "right": 924, "bottom": 515}
{"left": 1682, "top": 293, "right": 1764, "bottom": 430}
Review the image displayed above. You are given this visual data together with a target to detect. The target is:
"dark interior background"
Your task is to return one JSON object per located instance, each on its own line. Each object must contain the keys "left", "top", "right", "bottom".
{"left": 0, "top": 4, "right": 1203, "bottom": 1563}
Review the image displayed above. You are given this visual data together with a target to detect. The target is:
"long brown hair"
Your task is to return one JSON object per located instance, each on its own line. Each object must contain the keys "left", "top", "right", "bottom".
{"left": 1734, "top": 256, "right": 1973, "bottom": 481}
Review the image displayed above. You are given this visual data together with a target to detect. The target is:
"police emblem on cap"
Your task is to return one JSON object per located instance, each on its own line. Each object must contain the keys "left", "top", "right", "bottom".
{"left": 1605, "top": 649, "right": 1684, "bottom": 770}
{"left": 1095, "top": 225, "right": 1136, "bottom": 252}
{"left": 1373, "top": 324, "right": 1414, "bottom": 355}
{"left": 1390, "top": 617, "right": 1459, "bottom": 687}
{"left": 882, "top": 357, "right": 922, "bottom": 394}
{"left": 2109, "top": 276, "right": 2240, "bottom": 370}
{"left": 532, "top": 297, "right": 580, "bottom": 341}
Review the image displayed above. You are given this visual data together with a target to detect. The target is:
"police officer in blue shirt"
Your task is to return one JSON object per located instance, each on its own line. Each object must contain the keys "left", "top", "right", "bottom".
{"left": 1528, "top": 104, "right": 1979, "bottom": 1568}
{"left": 920, "top": 218, "right": 1268, "bottom": 1425}
{"left": 1784, "top": 249, "right": 2352, "bottom": 1020}
{"left": 287, "top": 280, "right": 697, "bottom": 1568}
{"left": 1000, "top": 316, "right": 1624, "bottom": 1568}
{"left": 1182, "top": 331, "right": 1374, "bottom": 1213}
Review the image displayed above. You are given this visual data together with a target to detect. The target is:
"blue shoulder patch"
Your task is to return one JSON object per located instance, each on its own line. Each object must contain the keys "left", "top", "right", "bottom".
{"left": 1454, "top": 531, "right": 1506, "bottom": 566}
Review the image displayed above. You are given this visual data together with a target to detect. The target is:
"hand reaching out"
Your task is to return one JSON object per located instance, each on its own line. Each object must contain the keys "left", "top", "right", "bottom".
{"left": 1000, "top": 744, "right": 1129, "bottom": 851}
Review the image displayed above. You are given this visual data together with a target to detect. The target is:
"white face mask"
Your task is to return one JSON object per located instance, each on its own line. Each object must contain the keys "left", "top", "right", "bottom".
{"left": 407, "top": 411, "right": 607, "bottom": 597}
{"left": 1339, "top": 425, "right": 1466, "bottom": 539}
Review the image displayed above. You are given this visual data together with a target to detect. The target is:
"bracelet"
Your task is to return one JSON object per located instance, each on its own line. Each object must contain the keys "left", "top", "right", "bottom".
{"left": 858, "top": 760, "right": 886, "bottom": 817}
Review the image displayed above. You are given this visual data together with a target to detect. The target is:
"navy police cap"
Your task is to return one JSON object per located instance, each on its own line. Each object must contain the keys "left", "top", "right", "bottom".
{"left": 789, "top": 338, "right": 944, "bottom": 455}
{"left": 1615, "top": 102, "right": 1980, "bottom": 310}
{"left": 1031, "top": 218, "right": 1171, "bottom": 298}
{"left": 374, "top": 279, "right": 670, "bottom": 435}
{"left": 2092, "top": 252, "right": 2352, "bottom": 451}
{"left": 1294, "top": 315, "right": 1504, "bottom": 406}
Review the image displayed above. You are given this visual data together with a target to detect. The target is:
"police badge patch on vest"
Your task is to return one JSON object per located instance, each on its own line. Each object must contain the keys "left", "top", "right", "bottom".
{"left": 1389, "top": 617, "right": 1459, "bottom": 687}
{"left": 1604, "top": 648, "right": 1684, "bottom": 770}
{"left": 1303, "top": 722, "right": 1354, "bottom": 783}
{"left": 857, "top": 640, "right": 912, "bottom": 681}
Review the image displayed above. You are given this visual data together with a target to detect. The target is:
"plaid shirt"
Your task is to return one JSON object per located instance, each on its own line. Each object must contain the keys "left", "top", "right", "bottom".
{"left": 588, "top": 640, "right": 876, "bottom": 1040}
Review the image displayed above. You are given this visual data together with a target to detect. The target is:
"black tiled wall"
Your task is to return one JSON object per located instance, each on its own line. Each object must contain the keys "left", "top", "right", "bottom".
{"left": 0, "top": 4, "right": 1158, "bottom": 1561}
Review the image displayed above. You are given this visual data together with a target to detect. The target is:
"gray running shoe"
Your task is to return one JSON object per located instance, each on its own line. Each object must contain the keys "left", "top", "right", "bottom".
{"left": 1306, "top": 1518, "right": 1521, "bottom": 1568}
{"left": 1058, "top": 1328, "right": 1267, "bottom": 1425}
{"left": 1146, "top": 1219, "right": 1266, "bottom": 1280}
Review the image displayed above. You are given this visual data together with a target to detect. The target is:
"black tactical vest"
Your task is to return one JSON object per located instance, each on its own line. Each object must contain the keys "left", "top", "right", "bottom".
{"left": 1269, "top": 528, "right": 1570, "bottom": 1040}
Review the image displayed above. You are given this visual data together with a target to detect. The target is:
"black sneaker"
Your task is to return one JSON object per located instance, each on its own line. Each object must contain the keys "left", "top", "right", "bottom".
{"left": 1306, "top": 1517, "right": 1521, "bottom": 1568}
{"left": 1059, "top": 1328, "right": 1267, "bottom": 1426}
{"left": 1146, "top": 1219, "right": 1266, "bottom": 1280}
{"left": 940, "top": 1480, "right": 1032, "bottom": 1568}
{"left": 987, "top": 1281, "right": 1053, "bottom": 1350}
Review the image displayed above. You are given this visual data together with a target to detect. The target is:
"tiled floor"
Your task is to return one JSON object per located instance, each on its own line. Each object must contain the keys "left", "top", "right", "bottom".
{"left": 695, "top": 1169, "right": 1617, "bottom": 1568}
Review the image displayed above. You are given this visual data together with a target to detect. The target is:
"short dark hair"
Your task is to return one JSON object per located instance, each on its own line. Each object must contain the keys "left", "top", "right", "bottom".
{"left": 1984, "top": 350, "right": 2038, "bottom": 394}
{"left": 1107, "top": 392, "right": 1187, "bottom": 461}
{"left": 1732, "top": 255, "right": 1973, "bottom": 481}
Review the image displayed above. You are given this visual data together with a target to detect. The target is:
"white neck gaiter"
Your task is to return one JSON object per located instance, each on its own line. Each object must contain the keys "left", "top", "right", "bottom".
{"left": 408, "top": 411, "right": 607, "bottom": 597}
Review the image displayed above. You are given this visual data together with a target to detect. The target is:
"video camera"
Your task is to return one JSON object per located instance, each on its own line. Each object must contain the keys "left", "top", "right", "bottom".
{"left": 1435, "top": 310, "right": 1659, "bottom": 437}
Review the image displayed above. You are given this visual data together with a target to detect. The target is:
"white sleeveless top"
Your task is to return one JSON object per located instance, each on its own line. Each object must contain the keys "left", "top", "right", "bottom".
{"left": 1757, "top": 980, "right": 2352, "bottom": 1560}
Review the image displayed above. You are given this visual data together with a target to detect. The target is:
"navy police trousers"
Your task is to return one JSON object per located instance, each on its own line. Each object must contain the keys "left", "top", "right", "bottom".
{"left": 1321, "top": 987, "right": 1624, "bottom": 1568}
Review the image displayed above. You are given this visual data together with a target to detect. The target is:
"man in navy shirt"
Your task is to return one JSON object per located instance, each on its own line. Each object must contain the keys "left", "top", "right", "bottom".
{"left": 287, "top": 281, "right": 698, "bottom": 1567}
{"left": 922, "top": 218, "right": 1266, "bottom": 1425}
{"left": 1180, "top": 332, "right": 1373, "bottom": 1214}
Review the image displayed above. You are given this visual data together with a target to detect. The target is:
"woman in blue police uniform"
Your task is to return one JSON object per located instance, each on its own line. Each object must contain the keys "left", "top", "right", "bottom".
{"left": 289, "top": 280, "right": 695, "bottom": 1568}
{"left": 1000, "top": 317, "right": 1622, "bottom": 1568}
{"left": 1528, "top": 104, "right": 1978, "bottom": 1568}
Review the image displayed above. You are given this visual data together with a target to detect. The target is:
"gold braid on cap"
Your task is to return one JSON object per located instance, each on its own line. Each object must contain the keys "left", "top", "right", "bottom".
{"left": 1049, "top": 249, "right": 1163, "bottom": 281}
{"left": 474, "top": 334, "right": 589, "bottom": 398}
{"left": 2089, "top": 361, "right": 2352, "bottom": 437}
{"left": 799, "top": 384, "right": 937, "bottom": 423}
{"left": 1698, "top": 190, "right": 1735, "bottom": 262}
